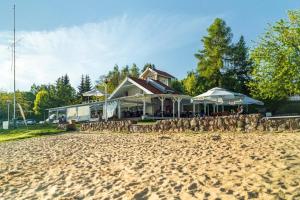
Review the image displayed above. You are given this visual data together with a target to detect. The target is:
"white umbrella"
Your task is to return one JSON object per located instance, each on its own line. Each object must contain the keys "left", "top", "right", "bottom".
{"left": 233, "top": 95, "right": 264, "bottom": 105}
{"left": 82, "top": 88, "right": 105, "bottom": 97}
{"left": 193, "top": 87, "right": 243, "bottom": 103}
{"left": 192, "top": 87, "right": 242, "bottom": 114}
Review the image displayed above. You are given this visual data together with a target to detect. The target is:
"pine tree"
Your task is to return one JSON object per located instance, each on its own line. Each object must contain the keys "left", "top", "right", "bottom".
{"left": 111, "top": 65, "right": 121, "bottom": 88}
{"left": 222, "top": 36, "right": 252, "bottom": 94}
{"left": 55, "top": 74, "right": 76, "bottom": 106}
{"left": 195, "top": 18, "right": 232, "bottom": 89}
{"left": 121, "top": 65, "right": 130, "bottom": 80}
{"left": 78, "top": 74, "right": 85, "bottom": 95}
{"left": 130, "top": 63, "right": 140, "bottom": 78}
{"left": 63, "top": 74, "right": 70, "bottom": 86}
{"left": 142, "top": 63, "right": 156, "bottom": 72}
{"left": 84, "top": 75, "right": 92, "bottom": 92}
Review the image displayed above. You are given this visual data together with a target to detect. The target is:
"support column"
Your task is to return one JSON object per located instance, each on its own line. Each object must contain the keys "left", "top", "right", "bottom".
{"left": 118, "top": 100, "right": 121, "bottom": 119}
{"left": 192, "top": 102, "right": 195, "bottom": 117}
{"left": 222, "top": 105, "right": 224, "bottom": 112}
{"left": 207, "top": 104, "right": 210, "bottom": 116}
{"left": 159, "top": 97, "right": 165, "bottom": 117}
{"left": 172, "top": 98, "right": 176, "bottom": 118}
{"left": 177, "top": 97, "right": 182, "bottom": 118}
{"left": 143, "top": 98, "right": 146, "bottom": 116}
{"left": 76, "top": 107, "right": 79, "bottom": 121}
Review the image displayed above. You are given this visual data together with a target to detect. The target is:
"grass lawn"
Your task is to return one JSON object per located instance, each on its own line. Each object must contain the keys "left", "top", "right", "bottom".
{"left": 0, "top": 124, "right": 65, "bottom": 143}
{"left": 137, "top": 121, "right": 157, "bottom": 125}
{"left": 137, "top": 119, "right": 157, "bottom": 125}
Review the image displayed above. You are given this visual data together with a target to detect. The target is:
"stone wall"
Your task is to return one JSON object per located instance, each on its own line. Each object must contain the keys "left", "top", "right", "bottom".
{"left": 80, "top": 114, "right": 300, "bottom": 133}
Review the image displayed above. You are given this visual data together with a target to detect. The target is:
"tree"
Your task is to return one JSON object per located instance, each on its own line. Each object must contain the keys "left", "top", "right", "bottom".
{"left": 96, "top": 75, "right": 116, "bottom": 95}
{"left": 222, "top": 36, "right": 252, "bottom": 94}
{"left": 171, "top": 79, "right": 184, "bottom": 94}
{"left": 96, "top": 64, "right": 141, "bottom": 94}
{"left": 33, "top": 90, "right": 49, "bottom": 116}
{"left": 195, "top": 18, "right": 232, "bottom": 89}
{"left": 249, "top": 10, "right": 300, "bottom": 100}
{"left": 121, "top": 65, "right": 130, "bottom": 80}
{"left": 142, "top": 63, "right": 156, "bottom": 72}
{"left": 182, "top": 72, "right": 200, "bottom": 96}
{"left": 130, "top": 63, "right": 140, "bottom": 78}
{"left": 0, "top": 90, "right": 36, "bottom": 121}
{"left": 55, "top": 74, "right": 76, "bottom": 106}
{"left": 110, "top": 65, "right": 121, "bottom": 88}
{"left": 63, "top": 74, "right": 70, "bottom": 86}
{"left": 84, "top": 75, "right": 92, "bottom": 92}
{"left": 78, "top": 75, "right": 85, "bottom": 95}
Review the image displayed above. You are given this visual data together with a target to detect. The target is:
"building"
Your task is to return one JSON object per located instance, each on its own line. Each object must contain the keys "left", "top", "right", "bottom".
{"left": 47, "top": 67, "right": 191, "bottom": 122}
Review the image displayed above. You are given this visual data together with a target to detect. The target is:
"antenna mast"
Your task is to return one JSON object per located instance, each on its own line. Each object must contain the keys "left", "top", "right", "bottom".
{"left": 13, "top": 4, "right": 16, "bottom": 124}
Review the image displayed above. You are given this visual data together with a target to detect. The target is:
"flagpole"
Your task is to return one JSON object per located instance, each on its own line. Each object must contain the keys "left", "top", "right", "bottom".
{"left": 13, "top": 4, "right": 16, "bottom": 126}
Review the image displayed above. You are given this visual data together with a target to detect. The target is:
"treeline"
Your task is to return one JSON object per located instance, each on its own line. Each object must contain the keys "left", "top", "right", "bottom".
{"left": 1, "top": 10, "right": 300, "bottom": 121}
{"left": 172, "top": 10, "right": 300, "bottom": 110}
{"left": 96, "top": 63, "right": 155, "bottom": 93}
{"left": 179, "top": 18, "right": 252, "bottom": 96}
{"left": 0, "top": 63, "right": 154, "bottom": 121}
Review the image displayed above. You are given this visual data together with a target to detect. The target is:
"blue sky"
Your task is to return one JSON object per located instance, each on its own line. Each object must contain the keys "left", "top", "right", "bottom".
{"left": 0, "top": 0, "right": 299, "bottom": 91}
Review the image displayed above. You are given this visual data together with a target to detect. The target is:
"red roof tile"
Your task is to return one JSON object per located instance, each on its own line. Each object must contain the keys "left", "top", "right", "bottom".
{"left": 129, "top": 77, "right": 163, "bottom": 94}
{"left": 151, "top": 79, "right": 179, "bottom": 94}
{"left": 152, "top": 68, "right": 175, "bottom": 78}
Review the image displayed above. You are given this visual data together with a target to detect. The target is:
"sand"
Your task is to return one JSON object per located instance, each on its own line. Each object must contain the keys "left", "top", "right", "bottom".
{"left": 0, "top": 132, "right": 300, "bottom": 200}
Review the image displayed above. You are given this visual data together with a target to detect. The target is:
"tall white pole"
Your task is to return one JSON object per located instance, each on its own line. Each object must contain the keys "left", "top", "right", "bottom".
{"left": 7, "top": 101, "right": 10, "bottom": 122}
{"left": 13, "top": 4, "right": 16, "bottom": 124}
{"left": 104, "top": 81, "right": 108, "bottom": 122}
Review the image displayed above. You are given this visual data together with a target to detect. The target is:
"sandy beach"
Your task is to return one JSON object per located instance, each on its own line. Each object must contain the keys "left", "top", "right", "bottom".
{"left": 0, "top": 132, "right": 300, "bottom": 200}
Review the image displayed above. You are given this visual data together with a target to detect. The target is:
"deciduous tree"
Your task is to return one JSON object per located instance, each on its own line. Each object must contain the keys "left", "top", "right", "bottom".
{"left": 249, "top": 10, "right": 300, "bottom": 100}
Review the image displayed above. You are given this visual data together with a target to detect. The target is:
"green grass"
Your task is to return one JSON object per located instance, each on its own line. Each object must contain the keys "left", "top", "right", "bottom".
{"left": 137, "top": 119, "right": 157, "bottom": 125}
{"left": 0, "top": 124, "right": 65, "bottom": 143}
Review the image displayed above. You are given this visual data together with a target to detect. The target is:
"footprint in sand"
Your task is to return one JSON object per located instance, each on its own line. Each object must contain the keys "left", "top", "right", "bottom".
{"left": 133, "top": 188, "right": 149, "bottom": 200}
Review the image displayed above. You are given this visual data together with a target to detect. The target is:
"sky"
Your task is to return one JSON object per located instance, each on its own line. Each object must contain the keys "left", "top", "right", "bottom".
{"left": 0, "top": 0, "right": 299, "bottom": 91}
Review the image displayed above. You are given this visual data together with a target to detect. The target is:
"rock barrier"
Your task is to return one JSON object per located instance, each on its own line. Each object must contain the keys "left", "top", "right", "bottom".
{"left": 80, "top": 114, "right": 300, "bottom": 133}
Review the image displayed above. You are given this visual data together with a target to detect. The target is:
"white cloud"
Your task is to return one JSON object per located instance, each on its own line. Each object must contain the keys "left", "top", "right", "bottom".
{"left": 0, "top": 14, "right": 211, "bottom": 91}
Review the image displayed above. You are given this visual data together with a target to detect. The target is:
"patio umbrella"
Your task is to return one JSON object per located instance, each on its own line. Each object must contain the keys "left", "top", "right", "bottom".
{"left": 232, "top": 95, "right": 264, "bottom": 105}
{"left": 192, "top": 87, "right": 245, "bottom": 114}
{"left": 82, "top": 88, "right": 105, "bottom": 97}
{"left": 192, "top": 87, "right": 243, "bottom": 103}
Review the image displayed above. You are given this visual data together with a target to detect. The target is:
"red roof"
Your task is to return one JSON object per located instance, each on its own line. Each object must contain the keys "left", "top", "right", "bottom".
{"left": 129, "top": 77, "right": 162, "bottom": 94}
{"left": 152, "top": 68, "right": 175, "bottom": 78}
{"left": 151, "top": 79, "right": 179, "bottom": 94}
{"left": 129, "top": 77, "right": 179, "bottom": 94}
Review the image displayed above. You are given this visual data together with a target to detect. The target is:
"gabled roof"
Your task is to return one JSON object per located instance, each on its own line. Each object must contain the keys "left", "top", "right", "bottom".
{"left": 129, "top": 77, "right": 162, "bottom": 94}
{"left": 151, "top": 79, "right": 179, "bottom": 94}
{"left": 151, "top": 68, "right": 175, "bottom": 78}
{"left": 139, "top": 67, "right": 175, "bottom": 79}
{"left": 109, "top": 76, "right": 177, "bottom": 100}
